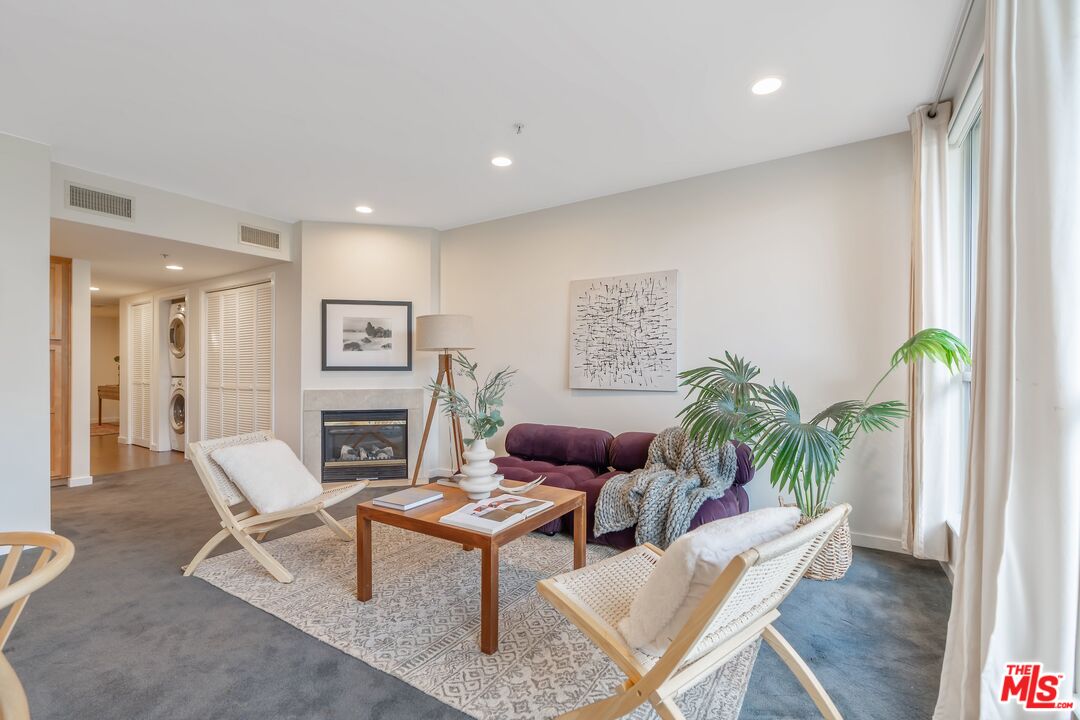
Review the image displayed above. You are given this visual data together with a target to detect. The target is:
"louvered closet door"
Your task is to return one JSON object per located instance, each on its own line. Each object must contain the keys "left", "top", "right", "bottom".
{"left": 204, "top": 282, "right": 273, "bottom": 440}
{"left": 129, "top": 302, "right": 152, "bottom": 447}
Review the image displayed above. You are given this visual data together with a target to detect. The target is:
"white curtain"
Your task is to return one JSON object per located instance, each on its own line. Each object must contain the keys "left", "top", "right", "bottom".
{"left": 934, "top": 1, "right": 1080, "bottom": 718}
{"left": 904, "top": 101, "right": 963, "bottom": 562}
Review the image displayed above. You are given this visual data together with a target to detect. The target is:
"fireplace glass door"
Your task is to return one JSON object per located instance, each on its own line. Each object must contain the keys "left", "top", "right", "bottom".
{"left": 321, "top": 409, "right": 408, "bottom": 481}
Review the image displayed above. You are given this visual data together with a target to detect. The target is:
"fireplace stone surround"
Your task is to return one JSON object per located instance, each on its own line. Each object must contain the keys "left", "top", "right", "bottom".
{"left": 302, "top": 388, "right": 425, "bottom": 486}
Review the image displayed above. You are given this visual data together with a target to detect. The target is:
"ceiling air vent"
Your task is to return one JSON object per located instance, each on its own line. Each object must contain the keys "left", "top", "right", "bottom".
{"left": 67, "top": 183, "right": 134, "bottom": 219}
{"left": 239, "top": 224, "right": 281, "bottom": 251}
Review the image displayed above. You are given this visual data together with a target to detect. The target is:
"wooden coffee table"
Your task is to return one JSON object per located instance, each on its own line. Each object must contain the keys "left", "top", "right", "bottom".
{"left": 356, "top": 481, "right": 586, "bottom": 654}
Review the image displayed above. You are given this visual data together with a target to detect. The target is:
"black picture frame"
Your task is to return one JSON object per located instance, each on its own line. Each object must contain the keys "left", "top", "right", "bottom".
{"left": 321, "top": 299, "right": 413, "bottom": 371}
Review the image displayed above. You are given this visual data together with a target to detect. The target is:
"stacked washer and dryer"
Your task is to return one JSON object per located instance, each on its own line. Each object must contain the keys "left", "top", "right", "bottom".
{"left": 167, "top": 300, "right": 186, "bottom": 452}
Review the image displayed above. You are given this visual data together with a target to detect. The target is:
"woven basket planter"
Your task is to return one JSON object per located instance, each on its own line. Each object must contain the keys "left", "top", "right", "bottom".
{"left": 797, "top": 513, "right": 852, "bottom": 581}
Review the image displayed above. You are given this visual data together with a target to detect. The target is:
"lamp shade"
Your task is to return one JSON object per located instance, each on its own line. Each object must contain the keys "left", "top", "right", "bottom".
{"left": 415, "top": 314, "right": 475, "bottom": 352}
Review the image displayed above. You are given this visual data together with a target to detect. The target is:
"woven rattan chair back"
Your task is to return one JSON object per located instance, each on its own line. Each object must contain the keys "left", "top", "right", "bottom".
{"left": 0, "top": 532, "right": 75, "bottom": 720}
{"left": 183, "top": 432, "right": 367, "bottom": 584}
{"left": 538, "top": 504, "right": 851, "bottom": 720}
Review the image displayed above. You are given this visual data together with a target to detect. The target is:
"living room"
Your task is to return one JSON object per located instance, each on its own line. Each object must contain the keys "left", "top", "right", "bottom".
{"left": 2, "top": 2, "right": 1077, "bottom": 719}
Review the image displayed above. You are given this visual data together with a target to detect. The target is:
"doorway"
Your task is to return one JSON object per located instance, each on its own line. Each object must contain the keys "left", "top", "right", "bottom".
{"left": 49, "top": 217, "right": 280, "bottom": 482}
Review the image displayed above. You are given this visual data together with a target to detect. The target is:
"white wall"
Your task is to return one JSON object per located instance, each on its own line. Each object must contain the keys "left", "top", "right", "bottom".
{"left": 0, "top": 133, "right": 52, "bottom": 533}
{"left": 298, "top": 221, "right": 442, "bottom": 469}
{"left": 68, "top": 259, "right": 92, "bottom": 486}
{"left": 90, "top": 307, "right": 121, "bottom": 422}
{"left": 441, "top": 133, "right": 912, "bottom": 549}
{"left": 51, "top": 163, "right": 296, "bottom": 263}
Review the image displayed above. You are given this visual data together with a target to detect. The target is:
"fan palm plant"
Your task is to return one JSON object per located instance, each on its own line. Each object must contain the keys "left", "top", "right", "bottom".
{"left": 678, "top": 329, "right": 970, "bottom": 519}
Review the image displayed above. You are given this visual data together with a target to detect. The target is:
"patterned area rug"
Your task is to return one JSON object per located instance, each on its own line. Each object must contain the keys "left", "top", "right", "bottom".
{"left": 90, "top": 422, "right": 119, "bottom": 436}
{"left": 194, "top": 520, "right": 758, "bottom": 720}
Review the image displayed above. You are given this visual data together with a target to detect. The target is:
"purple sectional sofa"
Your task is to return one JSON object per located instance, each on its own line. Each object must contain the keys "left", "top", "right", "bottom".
{"left": 492, "top": 422, "right": 754, "bottom": 550}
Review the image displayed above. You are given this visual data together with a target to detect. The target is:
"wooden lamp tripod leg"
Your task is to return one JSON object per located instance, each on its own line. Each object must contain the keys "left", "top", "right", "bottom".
{"left": 411, "top": 352, "right": 466, "bottom": 486}
{"left": 412, "top": 355, "right": 445, "bottom": 486}
{"left": 444, "top": 357, "right": 466, "bottom": 470}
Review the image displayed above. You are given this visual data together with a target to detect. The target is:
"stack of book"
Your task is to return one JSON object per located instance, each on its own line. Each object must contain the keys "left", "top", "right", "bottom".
{"left": 372, "top": 487, "right": 444, "bottom": 511}
{"left": 440, "top": 494, "right": 553, "bottom": 534}
{"left": 429, "top": 472, "right": 468, "bottom": 488}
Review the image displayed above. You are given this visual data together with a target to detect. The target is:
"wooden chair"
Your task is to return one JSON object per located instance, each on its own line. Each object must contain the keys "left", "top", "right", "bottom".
{"left": 537, "top": 504, "right": 851, "bottom": 720}
{"left": 1, "top": 532, "right": 76, "bottom": 720}
{"left": 183, "top": 432, "right": 368, "bottom": 584}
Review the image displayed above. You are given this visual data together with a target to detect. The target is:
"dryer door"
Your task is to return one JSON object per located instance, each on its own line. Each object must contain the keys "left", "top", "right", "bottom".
{"left": 169, "top": 391, "right": 185, "bottom": 434}
{"left": 168, "top": 314, "right": 186, "bottom": 359}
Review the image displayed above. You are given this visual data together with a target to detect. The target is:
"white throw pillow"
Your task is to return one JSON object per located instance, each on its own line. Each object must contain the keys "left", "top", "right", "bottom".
{"left": 210, "top": 439, "right": 323, "bottom": 514}
{"left": 618, "top": 506, "right": 801, "bottom": 657}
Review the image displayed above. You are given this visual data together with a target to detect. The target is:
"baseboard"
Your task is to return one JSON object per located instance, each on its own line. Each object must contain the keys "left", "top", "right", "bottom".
{"left": 67, "top": 475, "right": 93, "bottom": 488}
{"left": 118, "top": 435, "right": 130, "bottom": 444}
{"left": 850, "top": 532, "right": 905, "bottom": 554}
{"left": 939, "top": 560, "right": 955, "bottom": 584}
{"left": 943, "top": 519, "right": 960, "bottom": 584}
{"left": 94, "top": 416, "right": 120, "bottom": 424}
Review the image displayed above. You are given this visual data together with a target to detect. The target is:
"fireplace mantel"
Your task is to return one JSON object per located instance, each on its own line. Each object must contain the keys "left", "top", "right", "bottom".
{"left": 302, "top": 388, "right": 424, "bottom": 487}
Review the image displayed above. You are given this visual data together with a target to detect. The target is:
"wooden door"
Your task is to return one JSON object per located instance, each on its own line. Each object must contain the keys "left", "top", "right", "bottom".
{"left": 50, "top": 257, "right": 71, "bottom": 480}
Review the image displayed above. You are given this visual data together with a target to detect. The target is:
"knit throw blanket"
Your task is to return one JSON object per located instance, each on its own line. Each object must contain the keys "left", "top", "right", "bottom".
{"left": 594, "top": 427, "right": 737, "bottom": 548}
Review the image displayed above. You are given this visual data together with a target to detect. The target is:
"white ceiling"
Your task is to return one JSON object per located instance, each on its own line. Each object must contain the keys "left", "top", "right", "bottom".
{"left": 4, "top": 1, "right": 961, "bottom": 230}
{"left": 51, "top": 219, "right": 279, "bottom": 305}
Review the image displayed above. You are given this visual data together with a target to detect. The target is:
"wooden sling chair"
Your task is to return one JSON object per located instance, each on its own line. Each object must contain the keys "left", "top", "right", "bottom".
{"left": 537, "top": 504, "right": 851, "bottom": 720}
{"left": 183, "top": 431, "right": 367, "bottom": 584}
{"left": 1, "top": 532, "right": 75, "bottom": 720}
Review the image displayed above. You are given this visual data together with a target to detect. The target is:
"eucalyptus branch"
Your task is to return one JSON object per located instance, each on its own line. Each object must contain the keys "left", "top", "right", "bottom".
{"left": 428, "top": 353, "right": 516, "bottom": 443}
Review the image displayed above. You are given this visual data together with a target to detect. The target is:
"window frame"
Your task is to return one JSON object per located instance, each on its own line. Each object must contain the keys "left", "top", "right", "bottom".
{"left": 958, "top": 112, "right": 980, "bottom": 480}
{"left": 942, "top": 55, "right": 984, "bottom": 536}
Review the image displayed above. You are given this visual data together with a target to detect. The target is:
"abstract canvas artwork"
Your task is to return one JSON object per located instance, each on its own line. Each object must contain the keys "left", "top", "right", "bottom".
{"left": 569, "top": 270, "right": 678, "bottom": 391}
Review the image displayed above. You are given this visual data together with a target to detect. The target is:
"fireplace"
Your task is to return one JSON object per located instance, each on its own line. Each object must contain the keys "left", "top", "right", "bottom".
{"left": 321, "top": 409, "right": 408, "bottom": 482}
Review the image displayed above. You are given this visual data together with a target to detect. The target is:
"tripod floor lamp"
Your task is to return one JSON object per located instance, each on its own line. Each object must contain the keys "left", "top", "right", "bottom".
{"left": 411, "top": 314, "right": 474, "bottom": 485}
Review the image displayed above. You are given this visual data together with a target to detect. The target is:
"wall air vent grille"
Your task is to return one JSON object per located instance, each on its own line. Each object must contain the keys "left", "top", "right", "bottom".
{"left": 67, "top": 183, "right": 134, "bottom": 219}
{"left": 239, "top": 224, "right": 281, "bottom": 250}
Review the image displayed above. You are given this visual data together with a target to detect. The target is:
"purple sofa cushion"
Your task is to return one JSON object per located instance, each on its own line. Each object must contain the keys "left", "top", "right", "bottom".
{"left": 731, "top": 441, "right": 755, "bottom": 486}
{"left": 492, "top": 424, "right": 755, "bottom": 540}
{"left": 504, "top": 423, "right": 613, "bottom": 473}
{"left": 608, "top": 432, "right": 655, "bottom": 472}
{"left": 492, "top": 456, "right": 598, "bottom": 486}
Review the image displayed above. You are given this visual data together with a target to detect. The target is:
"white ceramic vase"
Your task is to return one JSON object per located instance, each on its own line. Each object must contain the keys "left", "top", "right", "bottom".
{"left": 459, "top": 437, "right": 500, "bottom": 500}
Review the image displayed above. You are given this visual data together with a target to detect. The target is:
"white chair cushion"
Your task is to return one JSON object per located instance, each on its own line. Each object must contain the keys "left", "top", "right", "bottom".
{"left": 618, "top": 506, "right": 801, "bottom": 657}
{"left": 210, "top": 440, "right": 323, "bottom": 514}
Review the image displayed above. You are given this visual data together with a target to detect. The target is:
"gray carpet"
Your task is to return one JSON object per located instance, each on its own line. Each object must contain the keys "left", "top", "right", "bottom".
{"left": 4, "top": 463, "right": 951, "bottom": 719}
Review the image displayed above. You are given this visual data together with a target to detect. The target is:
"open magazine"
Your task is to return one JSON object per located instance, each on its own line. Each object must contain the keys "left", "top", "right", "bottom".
{"left": 439, "top": 494, "right": 554, "bottom": 534}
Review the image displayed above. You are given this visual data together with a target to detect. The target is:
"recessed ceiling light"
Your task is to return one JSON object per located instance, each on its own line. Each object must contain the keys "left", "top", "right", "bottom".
{"left": 751, "top": 77, "right": 783, "bottom": 95}
{"left": 89, "top": 286, "right": 100, "bottom": 292}
{"left": 355, "top": 205, "right": 373, "bottom": 214}
{"left": 491, "top": 156, "right": 513, "bottom": 167}
{"left": 165, "top": 264, "right": 184, "bottom": 271}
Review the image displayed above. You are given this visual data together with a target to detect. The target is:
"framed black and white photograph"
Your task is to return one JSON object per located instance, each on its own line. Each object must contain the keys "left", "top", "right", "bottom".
{"left": 322, "top": 299, "right": 412, "bottom": 371}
